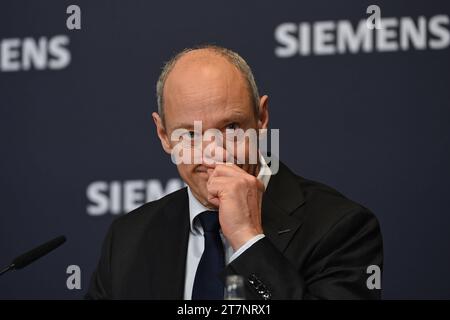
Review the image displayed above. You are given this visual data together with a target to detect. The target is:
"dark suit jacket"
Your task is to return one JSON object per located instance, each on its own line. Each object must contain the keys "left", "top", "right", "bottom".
{"left": 86, "top": 161, "right": 383, "bottom": 299}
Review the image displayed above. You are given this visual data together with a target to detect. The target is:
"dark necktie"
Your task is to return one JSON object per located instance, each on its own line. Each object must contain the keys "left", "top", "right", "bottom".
{"left": 192, "top": 210, "right": 225, "bottom": 300}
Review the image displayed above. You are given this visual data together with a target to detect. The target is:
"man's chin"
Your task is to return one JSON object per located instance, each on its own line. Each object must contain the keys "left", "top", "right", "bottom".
{"left": 203, "top": 201, "right": 218, "bottom": 210}
{"left": 195, "top": 171, "right": 210, "bottom": 179}
{"left": 192, "top": 193, "right": 217, "bottom": 209}
{"left": 196, "top": 191, "right": 218, "bottom": 209}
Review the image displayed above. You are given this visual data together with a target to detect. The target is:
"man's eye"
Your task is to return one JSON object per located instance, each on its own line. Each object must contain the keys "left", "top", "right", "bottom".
{"left": 226, "top": 123, "right": 239, "bottom": 130}
{"left": 181, "top": 131, "right": 201, "bottom": 145}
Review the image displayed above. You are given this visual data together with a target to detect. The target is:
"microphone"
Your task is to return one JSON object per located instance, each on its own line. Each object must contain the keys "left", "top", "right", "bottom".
{"left": 0, "top": 235, "right": 66, "bottom": 276}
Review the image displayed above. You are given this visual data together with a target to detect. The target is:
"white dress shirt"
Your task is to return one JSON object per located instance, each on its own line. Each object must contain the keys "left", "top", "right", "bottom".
{"left": 183, "top": 155, "right": 272, "bottom": 300}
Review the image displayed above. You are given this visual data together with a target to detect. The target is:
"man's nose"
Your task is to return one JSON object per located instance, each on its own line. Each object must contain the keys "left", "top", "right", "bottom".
{"left": 202, "top": 139, "right": 233, "bottom": 164}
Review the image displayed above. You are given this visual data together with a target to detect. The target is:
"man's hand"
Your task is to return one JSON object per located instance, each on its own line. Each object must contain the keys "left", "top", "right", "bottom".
{"left": 206, "top": 163, "right": 264, "bottom": 251}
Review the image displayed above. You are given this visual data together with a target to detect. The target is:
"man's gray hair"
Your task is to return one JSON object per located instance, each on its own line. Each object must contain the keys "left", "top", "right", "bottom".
{"left": 156, "top": 45, "right": 260, "bottom": 125}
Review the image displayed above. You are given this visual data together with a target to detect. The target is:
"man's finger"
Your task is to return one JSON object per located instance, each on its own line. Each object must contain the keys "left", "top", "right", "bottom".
{"left": 210, "top": 163, "right": 247, "bottom": 178}
{"left": 206, "top": 176, "right": 229, "bottom": 196}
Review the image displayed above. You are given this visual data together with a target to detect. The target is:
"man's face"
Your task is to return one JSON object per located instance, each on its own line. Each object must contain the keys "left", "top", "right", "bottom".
{"left": 153, "top": 50, "right": 268, "bottom": 208}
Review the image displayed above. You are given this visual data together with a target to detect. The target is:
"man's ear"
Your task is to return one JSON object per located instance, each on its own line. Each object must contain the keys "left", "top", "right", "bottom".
{"left": 258, "top": 95, "right": 269, "bottom": 129}
{"left": 152, "top": 112, "right": 172, "bottom": 154}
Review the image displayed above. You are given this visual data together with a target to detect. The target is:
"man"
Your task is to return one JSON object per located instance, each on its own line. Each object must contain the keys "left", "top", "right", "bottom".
{"left": 86, "top": 45, "right": 383, "bottom": 300}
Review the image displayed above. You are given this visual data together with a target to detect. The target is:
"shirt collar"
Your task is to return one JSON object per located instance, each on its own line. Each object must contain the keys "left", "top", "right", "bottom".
{"left": 187, "top": 154, "right": 272, "bottom": 234}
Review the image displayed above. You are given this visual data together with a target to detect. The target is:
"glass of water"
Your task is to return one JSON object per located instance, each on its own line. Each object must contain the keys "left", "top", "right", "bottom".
{"left": 224, "top": 275, "right": 245, "bottom": 300}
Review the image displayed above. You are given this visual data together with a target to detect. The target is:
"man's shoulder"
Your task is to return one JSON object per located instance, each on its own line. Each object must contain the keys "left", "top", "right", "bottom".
{"left": 281, "top": 164, "right": 378, "bottom": 234}
{"left": 110, "top": 187, "right": 188, "bottom": 232}
{"left": 299, "top": 175, "right": 367, "bottom": 213}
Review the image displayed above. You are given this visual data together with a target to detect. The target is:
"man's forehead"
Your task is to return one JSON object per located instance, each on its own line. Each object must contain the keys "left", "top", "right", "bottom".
{"left": 164, "top": 51, "right": 250, "bottom": 113}
{"left": 172, "top": 48, "right": 231, "bottom": 68}
{"left": 165, "top": 50, "right": 242, "bottom": 87}
{"left": 161, "top": 49, "right": 256, "bottom": 130}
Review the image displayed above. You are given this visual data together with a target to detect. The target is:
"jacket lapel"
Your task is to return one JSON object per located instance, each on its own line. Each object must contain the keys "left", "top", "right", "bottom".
{"left": 262, "top": 161, "right": 306, "bottom": 252}
{"left": 143, "top": 188, "right": 190, "bottom": 299}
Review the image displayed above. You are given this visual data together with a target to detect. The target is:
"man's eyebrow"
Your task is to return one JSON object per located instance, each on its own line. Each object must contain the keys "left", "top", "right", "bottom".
{"left": 219, "top": 113, "right": 246, "bottom": 125}
{"left": 170, "top": 123, "right": 195, "bottom": 131}
{"left": 169, "top": 111, "right": 247, "bottom": 131}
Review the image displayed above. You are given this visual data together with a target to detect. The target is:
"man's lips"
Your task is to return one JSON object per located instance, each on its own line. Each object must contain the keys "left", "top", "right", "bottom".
{"left": 195, "top": 163, "right": 246, "bottom": 173}
{"left": 195, "top": 164, "right": 214, "bottom": 173}
{"left": 195, "top": 165, "right": 214, "bottom": 173}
